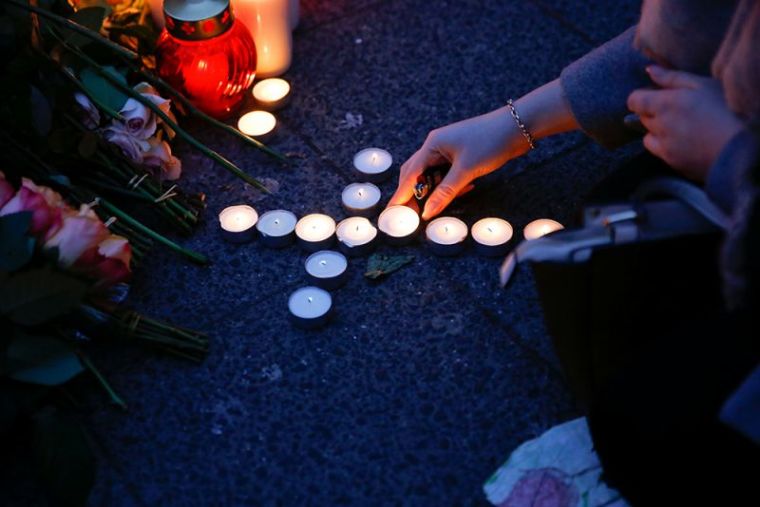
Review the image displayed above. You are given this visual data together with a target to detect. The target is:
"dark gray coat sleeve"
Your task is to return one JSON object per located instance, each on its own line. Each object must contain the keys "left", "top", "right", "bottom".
{"left": 560, "top": 26, "right": 652, "bottom": 149}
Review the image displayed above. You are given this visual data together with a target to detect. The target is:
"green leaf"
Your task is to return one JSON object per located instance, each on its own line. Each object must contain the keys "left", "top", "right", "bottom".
{"left": 80, "top": 65, "right": 128, "bottom": 112}
{"left": 0, "top": 212, "right": 35, "bottom": 272}
{"left": 62, "top": 7, "right": 108, "bottom": 48}
{"left": 6, "top": 333, "right": 83, "bottom": 386}
{"left": 32, "top": 409, "right": 95, "bottom": 506}
{"left": 364, "top": 254, "right": 415, "bottom": 280}
{"left": 0, "top": 268, "right": 88, "bottom": 326}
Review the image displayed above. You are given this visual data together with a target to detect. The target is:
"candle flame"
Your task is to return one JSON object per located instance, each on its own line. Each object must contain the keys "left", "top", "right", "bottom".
{"left": 371, "top": 152, "right": 378, "bottom": 164}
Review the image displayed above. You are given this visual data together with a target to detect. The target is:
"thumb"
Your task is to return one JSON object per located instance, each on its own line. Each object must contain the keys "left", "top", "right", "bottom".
{"left": 647, "top": 65, "right": 701, "bottom": 89}
{"left": 421, "top": 163, "right": 469, "bottom": 220}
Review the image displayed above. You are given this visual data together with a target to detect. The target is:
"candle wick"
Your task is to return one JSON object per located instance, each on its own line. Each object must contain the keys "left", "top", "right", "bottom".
{"left": 444, "top": 225, "right": 449, "bottom": 233}
{"left": 358, "top": 189, "right": 363, "bottom": 197}
{"left": 356, "top": 225, "right": 360, "bottom": 232}
{"left": 320, "top": 260, "right": 327, "bottom": 266}
{"left": 307, "top": 297, "right": 313, "bottom": 303}
{"left": 274, "top": 219, "right": 280, "bottom": 225}
{"left": 487, "top": 227, "right": 493, "bottom": 233}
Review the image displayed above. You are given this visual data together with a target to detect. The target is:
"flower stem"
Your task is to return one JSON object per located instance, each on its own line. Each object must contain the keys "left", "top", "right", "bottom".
{"left": 77, "top": 352, "right": 128, "bottom": 411}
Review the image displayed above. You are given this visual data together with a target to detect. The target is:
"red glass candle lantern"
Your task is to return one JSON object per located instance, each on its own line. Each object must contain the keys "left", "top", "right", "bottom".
{"left": 156, "top": 0, "right": 257, "bottom": 119}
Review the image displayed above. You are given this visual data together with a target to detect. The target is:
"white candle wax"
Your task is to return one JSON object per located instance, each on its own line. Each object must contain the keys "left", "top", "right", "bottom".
{"left": 233, "top": 0, "right": 292, "bottom": 78}
{"left": 341, "top": 182, "right": 381, "bottom": 217}
{"left": 426, "top": 217, "right": 468, "bottom": 255}
{"left": 353, "top": 148, "right": 393, "bottom": 183}
{"left": 238, "top": 110, "right": 277, "bottom": 139}
{"left": 288, "top": 286, "right": 332, "bottom": 328}
{"left": 336, "top": 217, "right": 377, "bottom": 247}
{"left": 219, "top": 204, "right": 258, "bottom": 242}
{"left": 378, "top": 205, "right": 419, "bottom": 245}
{"left": 305, "top": 250, "right": 348, "bottom": 290}
{"left": 296, "top": 213, "right": 336, "bottom": 251}
{"left": 256, "top": 209, "right": 297, "bottom": 247}
{"left": 472, "top": 218, "right": 513, "bottom": 257}
{"left": 524, "top": 218, "right": 564, "bottom": 240}
{"left": 252, "top": 78, "right": 291, "bottom": 110}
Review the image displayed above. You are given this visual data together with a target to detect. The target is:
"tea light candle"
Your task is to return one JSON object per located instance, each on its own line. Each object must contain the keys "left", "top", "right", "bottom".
{"left": 304, "top": 250, "right": 348, "bottom": 290}
{"left": 288, "top": 286, "right": 332, "bottom": 329}
{"left": 425, "top": 216, "right": 468, "bottom": 256}
{"left": 524, "top": 219, "right": 564, "bottom": 240}
{"left": 219, "top": 205, "right": 258, "bottom": 243}
{"left": 341, "top": 182, "right": 382, "bottom": 218}
{"left": 377, "top": 205, "right": 420, "bottom": 246}
{"left": 336, "top": 217, "right": 378, "bottom": 257}
{"left": 237, "top": 110, "right": 277, "bottom": 141}
{"left": 472, "top": 217, "right": 514, "bottom": 257}
{"left": 353, "top": 148, "right": 393, "bottom": 183}
{"left": 256, "top": 209, "right": 297, "bottom": 248}
{"left": 295, "top": 213, "right": 336, "bottom": 251}
{"left": 252, "top": 78, "right": 291, "bottom": 111}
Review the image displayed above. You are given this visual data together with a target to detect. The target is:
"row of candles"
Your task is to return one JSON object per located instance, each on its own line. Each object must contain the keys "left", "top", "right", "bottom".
{"left": 219, "top": 147, "right": 564, "bottom": 328}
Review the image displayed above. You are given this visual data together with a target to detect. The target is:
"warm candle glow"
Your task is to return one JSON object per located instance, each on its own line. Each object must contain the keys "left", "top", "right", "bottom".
{"left": 523, "top": 219, "right": 564, "bottom": 240}
{"left": 472, "top": 218, "right": 513, "bottom": 246}
{"left": 341, "top": 182, "right": 381, "bottom": 216}
{"left": 237, "top": 110, "right": 277, "bottom": 137}
{"left": 232, "top": 0, "right": 292, "bottom": 77}
{"left": 336, "top": 217, "right": 377, "bottom": 247}
{"left": 219, "top": 205, "right": 258, "bottom": 232}
{"left": 378, "top": 205, "right": 420, "bottom": 238}
{"left": 257, "top": 210, "right": 297, "bottom": 237}
{"left": 295, "top": 213, "right": 336, "bottom": 242}
{"left": 353, "top": 148, "right": 393, "bottom": 175}
{"left": 252, "top": 78, "right": 291, "bottom": 109}
{"left": 426, "top": 217, "right": 468, "bottom": 245}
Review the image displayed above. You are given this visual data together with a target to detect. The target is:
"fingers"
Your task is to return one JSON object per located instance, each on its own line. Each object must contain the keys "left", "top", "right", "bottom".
{"left": 643, "top": 133, "right": 665, "bottom": 160}
{"left": 627, "top": 88, "right": 670, "bottom": 117}
{"left": 646, "top": 65, "right": 702, "bottom": 90}
{"left": 388, "top": 146, "right": 446, "bottom": 206}
{"left": 421, "top": 164, "right": 470, "bottom": 220}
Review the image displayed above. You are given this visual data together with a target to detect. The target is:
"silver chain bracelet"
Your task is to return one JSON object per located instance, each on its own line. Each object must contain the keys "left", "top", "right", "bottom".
{"left": 506, "top": 99, "right": 536, "bottom": 150}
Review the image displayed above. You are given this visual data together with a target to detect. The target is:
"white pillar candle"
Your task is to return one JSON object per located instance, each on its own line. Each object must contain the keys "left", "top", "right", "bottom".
{"left": 256, "top": 209, "right": 297, "bottom": 248}
{"left": 377, "top": 205, "right": 420, "bottom": 246}
{"left": 252, "top": 78, "right": 291, "bottom": 111}
{"left": 288, "top": 286, "right": 332, "bottom": 329}
{"left": 305, "top": 250, "right": 348, "bottom": 290}
{"left": 523, "top": 218, "right": 564, "bottom": 240}
{"left": 425, "top": 216, "right": 468, "bottom": 256}
{"left": 219, "top": 204, "right": 258, "bottom": 243}
{"left": 289, "top": 0, "right": 299, "bottom": 29}
{"left": 353, "top": 148, "right": 393, "bottom": 183}
{"left": 148, "top": 0, "right": 164, "bottom": 29}
{"left": 472, "top": 217, "right": 513, "bottom": 257}
{"left": 341, "top": 182, "right": 382, "bottom": 218}
{"left": 295, "top": 213, "right": 336, "bottom": 251}
{"left": 336, "top": 217, "right": 378, "bottom": 257}
{"left": 232, "top": 0, "right": 292, "bottom": 78}
{"left": 237, "top": 110, "right": 277, "bottom": 141}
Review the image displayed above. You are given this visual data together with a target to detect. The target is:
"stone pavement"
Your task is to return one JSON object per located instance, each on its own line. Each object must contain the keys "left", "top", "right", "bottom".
{"left": 5, "top": 0, "right": 643, "bottom": 505}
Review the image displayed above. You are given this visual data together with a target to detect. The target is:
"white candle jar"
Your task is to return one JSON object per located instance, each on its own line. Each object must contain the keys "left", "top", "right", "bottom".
{"left": 233, "top": 0, "right": 293, "bottom": 78}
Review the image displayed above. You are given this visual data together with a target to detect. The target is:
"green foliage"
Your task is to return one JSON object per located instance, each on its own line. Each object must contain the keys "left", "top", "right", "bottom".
{"left": 0, "top": 267, "right": 88, "bottom": 326}
{"left": 0, "top": 211, "right": 35, "bottom": 271}
{"left": 5, "top": 332, "right": 83, "bottom": 386}
{"left": 365, "top": 254, "right": 415, "bottom": 280}
{"left": 79, "top": 65, "right": 128, "bottom": 112}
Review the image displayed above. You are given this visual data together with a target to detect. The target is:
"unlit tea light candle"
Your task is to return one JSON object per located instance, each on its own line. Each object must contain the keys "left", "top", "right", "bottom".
{"left": 523, "top": 218, "right": 564, "bottom": 240}
{"left": 305, "top": 250, "right": 348, "bottom": 290}
{"left": 425, "top": 216, "right": 468, "bottom": 256}
{"left": 353, "top": 148, "right": 393, "bottom": 183}
{"left": 288, "top": 286, "right": 332, "bottom": 329}
{"left": 252, "top": 78, "right": 291, "bottom": 110}
{"left": 295, "top": 213, "right": 336, "bottom": 251}
{"left": 341, "top": 182, "right": 381, "bottom": 217}
{"left": 238, "top": 110, "right": 277, "bottom": 141}
{"left": 219, "top": 205, "right": 258, "bottom": 243}
{"left": 256, "top": 209, "right": 297, "bottom": 248}
{"left": 336, "top": 216, "right": 378, "bottom": 257}
{"left": 472, "top": 217, "right": 513, "bottom": 257}
{"left": 378, "top": 205, "right": 420, "bottom": 246}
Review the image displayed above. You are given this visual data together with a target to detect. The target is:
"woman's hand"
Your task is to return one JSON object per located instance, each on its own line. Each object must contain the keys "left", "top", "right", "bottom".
{"left": 627, "top": 65, "right": 744, "bottom": 182}
{"left": 388, "top": 108, "right": 529, "bottom": 220}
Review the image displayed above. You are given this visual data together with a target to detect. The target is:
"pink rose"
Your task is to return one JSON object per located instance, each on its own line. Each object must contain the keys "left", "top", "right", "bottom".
{"left": 119, "top": 83, "right": 173, "bottom": 140}
{"left": 74, "top": 234, "right": 132, "bottom": 287}
{"left": 74, "top": 92, "right": 101, "bottom": 129}
{"left": 143, "top": 138, "right": 182, "bottom": 181}
{"left": 0, "top": 171, "right": 14, "bottom": 209}
{"left": 102, "top": 123, "right": 150, "bottom": 163}
{"left": 0, "top": 178, "right": 64, "bottom": 240}
{"left": 44, "top": 204, "right": 109, "bottom": 267}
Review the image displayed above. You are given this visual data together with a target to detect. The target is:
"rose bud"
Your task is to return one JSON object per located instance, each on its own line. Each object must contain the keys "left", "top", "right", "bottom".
{"left": 0, "top": 178, "right": 64, "bottom": 240}
{"left": 102, "top": 123, "right": 150, "bottom": 163}
{"left": 143, "top": 138, "right": 182, "bottom": 181}
{"left": 74, "top": 234, "right": 132, "bottom": 287}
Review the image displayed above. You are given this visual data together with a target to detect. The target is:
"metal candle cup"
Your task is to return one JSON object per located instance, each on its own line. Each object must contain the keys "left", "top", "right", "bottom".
{"left": 219, "top": 205, "right": 258, "bottom": 243}
{"left": 295, "top": 213, "right": 336, "bottom": 252}
{"left": 304, "top": 250, "right": 348, "bottom": 290}
{"left": 523, "top": 218, "right": 564, "bottom": 240}
{"left": 256, "top": 209, "right": 297, "bottom": 248}
{"left": 377, "top": 205, "right": 420, "bottom": 246}
{"left": 353, "top": 147, "right": 393, "bottom": 183}
{"left": 341, "top": 182, "right": 382, "bottom": 218}
{"left": 288, "top": 286, "right": 333, "bottom": 329}
{"left": 425, "top": 216, "right": 468, "bottom": 256}
{"left": 335, "top": 217, "right": 378, "bottom": 257}
{"left": 471, "top": 217, "right": 513, "bottom": 257}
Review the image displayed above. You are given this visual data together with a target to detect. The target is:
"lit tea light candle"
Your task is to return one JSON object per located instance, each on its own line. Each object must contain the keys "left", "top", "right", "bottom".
{"left": 341, "top": 182, "right": 382, "bottom": 218}
{"left": 256, "top": 209, "right": 297, "bottom": 248}
{"left": 523, "top": 218, "right": 564, "bottom": 240}
{"left": 336, "top": 217, "right": 378, "bottom": 257}
{"left": 295, "top": 213, "right": 336, "bottom": 251}
{"left": 252, "top": 78, "right": 291, "bottom": 111}
{"left": 288, "top": 286, "right": 332, "bottom": 329}
{"left": 219, "top": 205, "right": 258, "bottom": 243}
{"left": 472, "top": 217, "right": 514, "bottom": 257}
{"left": 237, "top": 110, "right": 277, "bottom": 141}
{"left": 377, "top": 205, "right": 420, "bottom": 246}
{"left": 425, "top": 216, "right": 468, "bottom": 256}
{"left": 353, "top": 147, "right": 393, "bottom": 183}
{"left": 304, "top": 250, "right": 348, "bottom": 290}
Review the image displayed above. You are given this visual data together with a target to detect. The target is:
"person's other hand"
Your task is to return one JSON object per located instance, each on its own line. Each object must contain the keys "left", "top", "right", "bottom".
{"left": 627, "top": 65, "right": 744, "bottom": 182}
{"left": 388, "top": 108, "right": 530, "bottom": 220}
